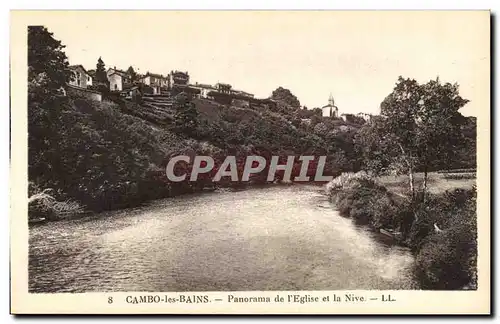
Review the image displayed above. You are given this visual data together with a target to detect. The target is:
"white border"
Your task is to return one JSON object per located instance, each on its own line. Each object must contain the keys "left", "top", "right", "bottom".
{"left": 4, "top": 1, "right": 498, "bottom": 323}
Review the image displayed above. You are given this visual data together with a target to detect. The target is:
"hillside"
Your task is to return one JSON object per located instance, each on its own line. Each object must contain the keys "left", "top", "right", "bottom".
{"left": 114, "top": 93, "right": 362, "bottom": 159}
{"left": 28, "top": 89, "right": 363, "bottom": 213}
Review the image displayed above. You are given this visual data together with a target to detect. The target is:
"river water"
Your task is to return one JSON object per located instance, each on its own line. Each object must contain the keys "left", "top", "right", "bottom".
{"left": 29, "top": 185, "right": 417, "bottom": 292}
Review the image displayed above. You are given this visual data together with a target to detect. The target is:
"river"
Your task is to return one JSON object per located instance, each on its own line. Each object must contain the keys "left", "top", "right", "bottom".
{"left": 29, "top": 185, "right": 417, "bottom": 292}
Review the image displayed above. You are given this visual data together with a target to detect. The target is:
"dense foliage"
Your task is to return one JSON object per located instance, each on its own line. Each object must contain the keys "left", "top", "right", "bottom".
{"left": 271, "top": 86, "right": 301, "bottom": 109}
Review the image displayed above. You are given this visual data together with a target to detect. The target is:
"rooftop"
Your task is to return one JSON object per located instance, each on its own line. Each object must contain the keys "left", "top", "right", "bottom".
{"left": 171, "top": 70, "right": 189, "bottom": 76}
{"left": 191, "top": 82, "right": 216, "bottom": 89}
{"left": 144, "top": 72, "right": 167, "bottom": 79}
{"left": 69, "top": 65, "right": 90, "bottom": 75}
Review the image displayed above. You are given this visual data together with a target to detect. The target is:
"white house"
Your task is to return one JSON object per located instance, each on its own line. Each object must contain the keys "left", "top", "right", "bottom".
{"left": 68, "top": 65, "right": 92, "bottom": 88}
{"left": 189, "top": 82, "right": 217, "bottom": 98}
{"left": 138, "top": 72, "right": 169, "bottom": 95}
{"left": 107, "top": 67, "right": 132, "bottom": 92}
{"left": 357, "top": 112, "right": 373, "bottom": 122}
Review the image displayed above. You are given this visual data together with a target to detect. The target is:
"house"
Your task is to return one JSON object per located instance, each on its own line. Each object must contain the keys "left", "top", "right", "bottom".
{"left": 107, "top": 67, "right": 132, "bottom": 92}
{"left": 321, "top": 93, "right": 338, "bottom": 118}
{"left": 168, "top": 70, "right": 190, "bottom": 88}
{"left": 87, "top": 69, "right": 96, "bottom": 80}
{"left": 233, "top": 90, "right": 255, "bottom": 98}
{"left": 215, "top": 82, "right": 233, "bottom": 94}
{"left": 120, "top": 85, "right": 142, "bottom": 100}
{"left": 189, "top": 82, "right": 217, "bottom": 98}
{"left": 356, "top": 112, "right": 372, "bottom": 122}
{"left": 139, "top": 72, "right": 168, "bottom": 95}
{"left": 340, "top": 113, "right": 360, "bottom": 122}
{"left": 68, "top": 65, "right": 92, "bottom": 88}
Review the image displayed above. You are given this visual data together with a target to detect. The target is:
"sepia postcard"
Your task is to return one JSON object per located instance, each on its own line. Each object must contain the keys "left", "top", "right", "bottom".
{"left": 10, "top": 10, "right": 490, "bottom": 315}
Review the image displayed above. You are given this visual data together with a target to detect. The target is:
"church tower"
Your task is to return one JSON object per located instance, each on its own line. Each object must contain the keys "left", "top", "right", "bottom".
{"left": 322, "top": 93, "right": 338, "bottom": 118}
{"left": 329, "top": 93, "right": 335, "bottom": 107}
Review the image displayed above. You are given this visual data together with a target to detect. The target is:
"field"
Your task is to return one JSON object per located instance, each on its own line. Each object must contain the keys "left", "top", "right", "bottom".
{"left": 377, "top": 171, "right": 476, "bottom": 197}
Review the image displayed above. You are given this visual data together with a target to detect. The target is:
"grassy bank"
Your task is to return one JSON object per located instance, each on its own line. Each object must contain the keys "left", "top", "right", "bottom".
{"left": 327, "top": 172, "right": 477, "bottom": 290}
{"left": 377, "top": 172, "right": 476, "bottom": 195}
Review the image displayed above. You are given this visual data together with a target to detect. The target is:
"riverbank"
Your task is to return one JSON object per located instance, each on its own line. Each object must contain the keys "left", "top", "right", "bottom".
{"left": 327, "top": 172, "right": 477, "bottom": 290}
{"left": 28, "top": 180, "right": 320, "bottom": 224}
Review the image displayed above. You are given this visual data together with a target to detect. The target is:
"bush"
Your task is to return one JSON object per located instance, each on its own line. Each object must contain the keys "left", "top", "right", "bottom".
{"left": 326, "top": 171, "right": 371, "bottom": 195}
{"left": 413, "top": 187, "right": 477, "bottom": 289}
{"left": 415, "top": 221, "right": 477, "bottom": 289}
{"left": 330, "top": 177, "right": 399, "bottom": 228}
{"left": 28, "top": 186, "right": 83, "bottom": 221}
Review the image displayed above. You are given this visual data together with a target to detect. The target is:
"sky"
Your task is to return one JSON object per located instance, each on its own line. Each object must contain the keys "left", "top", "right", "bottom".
{"left": 23, "top": 11, "right": 489, "bottom": 116}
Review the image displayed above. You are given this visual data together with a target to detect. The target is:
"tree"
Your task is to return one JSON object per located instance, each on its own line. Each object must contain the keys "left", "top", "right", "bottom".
{"left": 28, "top": 26, "right": 72, "bottom": 90}
{"left": 362, "top": 76, "right": 469, "bottom": 200}
{"left": 313, "top": 122, "right": 329, "bottom": 135}
{"left": 127, "top": 66, "right": 137, "bottom": 82}
{"left": 312, "top": 107, "right": 322, "bottom": 116}
{"left": 271, "top": 86, "right": 301, "bottom": 109}
{"left": 95, "top": 57, "right": 107, "bottom": 84}
{"left": 354, "top": 118, "right": 394, "bottom": 176}
{"left": 28, "top": 26, "right": 72, "bottom": 186}
{"left": 173, "top": 92, "right": 199, "bottom": 137}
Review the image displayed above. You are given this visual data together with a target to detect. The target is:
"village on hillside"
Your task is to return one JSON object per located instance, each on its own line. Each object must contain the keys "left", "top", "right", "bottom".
{"left": 67, "top": 60, "right": 374, "bottom": 125}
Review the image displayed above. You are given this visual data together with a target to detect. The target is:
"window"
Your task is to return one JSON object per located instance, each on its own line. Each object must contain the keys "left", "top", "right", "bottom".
{"left": 87, "top": 76, "right": 90, "bottom": 81}
{"left": 114, "top": 84, "right": 118, "bottom": 90}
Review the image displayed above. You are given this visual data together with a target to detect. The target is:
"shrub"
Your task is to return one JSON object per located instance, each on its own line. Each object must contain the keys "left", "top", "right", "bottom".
{"left": 330, "top": 176, "right": 399, "bottom": 228}
{"left": 28, "top": 186, "right": 83, "bottom": 221}
{"left": 368, "top": 193, "right": 400, "bottom": 229}
{"left": 326, "top": 171, "right": 371, "bottom": 195}
{"left": 411, "top": 187, "right": 477, "bottom": 289}
{"left": 415, "top": 222, "right": 477, "bottom": 289}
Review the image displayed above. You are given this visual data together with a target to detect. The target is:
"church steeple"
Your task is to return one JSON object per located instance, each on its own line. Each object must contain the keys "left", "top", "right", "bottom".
{"left": 322, "top": 92, "right": 338, "bottom": 118}
{"left": 328, "top": 93, "right": 335, "bottom": 107}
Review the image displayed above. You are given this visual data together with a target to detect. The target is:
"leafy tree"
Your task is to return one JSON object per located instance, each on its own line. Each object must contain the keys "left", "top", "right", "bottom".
{"left": 311, "top": 107, "right": 322, "bottom": 116}
{"left": 271, "top": 86, "right": 301, "bottom": 109}
{"left": 127, "top": 66, "right": 137, "bottom": 82}
{"left": 28, "top": 26, "right": 72, "bottom": 91}
{"left": 381, "top": 77, "right": 468, "bottom": 198}
{"left": 173, "top": 92, "right": 199, "bottom": 137}
{"left": 354, "top": 118, "right": 394, "bottom": 176}
{"left": 313, "top": 122, "right": 329, "bottom": 135}
{"left": 359, "top": 76, "right": 469, "bottom": 200}
{"left": 310, "top": 114, "right": 322, "bottom": 128}
{"left": 28, "top": 26, "right": 72, "bottom": 187}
